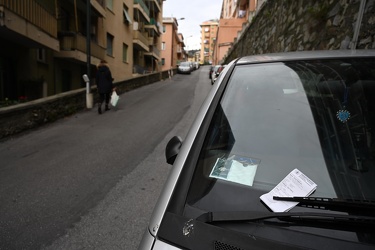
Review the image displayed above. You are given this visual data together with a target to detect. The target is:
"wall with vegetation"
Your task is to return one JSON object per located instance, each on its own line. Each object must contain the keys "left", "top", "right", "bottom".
{"left": 224, "top": 0, "right": 375, "bottom": 62}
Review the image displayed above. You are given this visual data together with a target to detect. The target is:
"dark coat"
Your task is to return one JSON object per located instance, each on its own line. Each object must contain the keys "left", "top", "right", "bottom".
{"left": 96, "top": 64, "right": 113, "bottom": 94}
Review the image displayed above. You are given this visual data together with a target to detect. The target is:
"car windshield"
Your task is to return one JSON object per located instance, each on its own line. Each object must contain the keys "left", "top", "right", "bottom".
{"left": 180, "top": 62, "right": 190, "bottom": 66}
{"left": 158, "top": 57, "right": 375, "bottom": 248}
{"left": 182, "top": 58, "right": 375, "bottom": 216}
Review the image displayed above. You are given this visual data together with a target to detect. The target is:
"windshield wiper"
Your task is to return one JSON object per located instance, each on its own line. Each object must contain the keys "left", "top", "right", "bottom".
{"left": 273, "top": 196, "right": 375, "bottom": 213}
{"left": 196, "top": 211, "right": 375, "bottom": 228}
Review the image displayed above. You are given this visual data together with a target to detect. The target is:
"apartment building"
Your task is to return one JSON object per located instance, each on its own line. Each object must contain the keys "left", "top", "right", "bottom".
{"left": 160, "top": 17, "right": 185, "bottom": 71}
{"left": 199, "top": 19, "right": 219, "bottom": 65}
{"left": 0, "top": 0, "right": 163, "bottom": 104}
{"left": 131, "top": 0, "right": 163, "bottom": 75}
{"left": 177, "top": 33, "right": 187, "bottom": 63}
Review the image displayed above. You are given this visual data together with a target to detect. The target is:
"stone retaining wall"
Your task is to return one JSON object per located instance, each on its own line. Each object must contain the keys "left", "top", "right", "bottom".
{"left": 224, "top": 0, "right": 375, "bottom": 63}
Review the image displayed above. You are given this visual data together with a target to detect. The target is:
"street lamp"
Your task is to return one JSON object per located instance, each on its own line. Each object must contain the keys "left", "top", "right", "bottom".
{"left": 185, "top": 35, "right": 193, "bottom": 51}
{"left": 185, "top": 35, "right": 194, "bottom": 61}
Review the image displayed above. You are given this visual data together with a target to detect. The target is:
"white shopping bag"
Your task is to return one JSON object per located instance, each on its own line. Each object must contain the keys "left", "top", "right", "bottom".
{"left": 110, "top": 91, "right": 119, "bottom": 107}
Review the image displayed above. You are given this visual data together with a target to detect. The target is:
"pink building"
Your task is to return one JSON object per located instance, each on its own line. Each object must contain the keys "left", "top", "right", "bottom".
{"left": 212, "top": 0, "right": 260, "bottom": 64}
{"left": 213, "top": 18, "right": 245, "bottom": 65}
{"left": 161, "top": 17, "right": 185, "bottom": 71}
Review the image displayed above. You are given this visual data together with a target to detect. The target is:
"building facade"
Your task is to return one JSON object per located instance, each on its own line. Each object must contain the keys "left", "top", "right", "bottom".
{"left": 212, "top": 0, "right": 260, "bottom": 65}
{"left": 131, "top": 0, "right": 163, "bottom": 75}
{"left": 0, "top": 0, "right": 163, "bottom": 105}
{"left": 199, "top": 19, "right": 219, "bottom": 64}
{"left": 160, "top": 17, "right": 185, "bottom": 71}
{"left": 187, "top": 50, "right": 200, "bottom": 63}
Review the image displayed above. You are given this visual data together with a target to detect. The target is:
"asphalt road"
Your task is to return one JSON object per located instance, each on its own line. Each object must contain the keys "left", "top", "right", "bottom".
{"left": 0, "top": 66, "right": 212, "bottom": 250}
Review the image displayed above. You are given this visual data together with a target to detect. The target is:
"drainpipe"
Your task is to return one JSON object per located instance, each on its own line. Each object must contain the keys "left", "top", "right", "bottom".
{"left": 350, "top": 0, "right": 366, "bottom": 50}
{"left": 74, "top": 0, "right": 79, "bottom": 32}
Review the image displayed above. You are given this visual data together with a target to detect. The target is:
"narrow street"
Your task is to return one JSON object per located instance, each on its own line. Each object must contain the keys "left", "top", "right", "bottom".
{"left": 0, "top": 66, "right": 212, "bottom": 250}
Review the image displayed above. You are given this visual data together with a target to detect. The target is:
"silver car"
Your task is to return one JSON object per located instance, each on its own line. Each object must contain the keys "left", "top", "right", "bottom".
{"left": 139, "top": 50, "right": 375, "bottom": 250}
{"left": 177, "top": 61, "right": 192, "bottom": 74}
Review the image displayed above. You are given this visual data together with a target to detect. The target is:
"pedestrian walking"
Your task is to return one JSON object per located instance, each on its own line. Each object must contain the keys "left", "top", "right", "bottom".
{"left": 96, "top": 60, "right": 114, "bottom": 114}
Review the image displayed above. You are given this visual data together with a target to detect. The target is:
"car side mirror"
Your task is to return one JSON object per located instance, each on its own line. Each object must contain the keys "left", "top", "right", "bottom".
{"left": 165, "top": 136, "right": 182, "bottom": 165}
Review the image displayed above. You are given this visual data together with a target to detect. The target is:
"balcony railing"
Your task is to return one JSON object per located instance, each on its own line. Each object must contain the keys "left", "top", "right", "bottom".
{"left": 150, "top": 45, "right": 160, "bottom": 57}
{"left": 133, "top": 30, "right": 149, "bottom": 50}
{"left": 0, "top": 0, "right": 57, "bottom": 37}
{"left": 59, "top": 33, "right": 105, "bottom": 59}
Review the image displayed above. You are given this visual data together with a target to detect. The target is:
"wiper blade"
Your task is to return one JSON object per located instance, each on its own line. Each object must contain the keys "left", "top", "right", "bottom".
{"left": 273, "top": 196, "right": 375, "bottom": 213}
{"left": 196, "top": 211, "right": 375, "bottom": 228}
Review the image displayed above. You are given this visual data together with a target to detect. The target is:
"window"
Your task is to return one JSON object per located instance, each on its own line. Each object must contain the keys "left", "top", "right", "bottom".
{"left": 161, "top": 58, "right": 165, "bottom": 65}
{"left": 106, "top": 33, "right": 114, "bottom": 56}
{"left": 123, "top": 43, "right": 128, "bottom": 62}
{"left": 106, "top": 0, "right": 113, "bottom": 10}
{"left": 36, "top": 48, "right": 46, "bottom": 63}
{"left": 163, "top": 25, "right": 166, "bottom": 33}
{"left": 161, "top": 42, "right": 166, "bottom": 50}
{"left": 123, "top": 4, "right": 132, "bottom": 24}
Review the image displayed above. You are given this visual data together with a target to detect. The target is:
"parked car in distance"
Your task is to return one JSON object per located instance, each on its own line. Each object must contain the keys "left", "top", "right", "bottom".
{"left": 194, "top": 62, "right": 200, "bottom": 70}
{"left": 208, "top": 65, "right": 214, "bottom": 79}
{"left": 210, "top": 64, "right": 226, "bottom": 84}
{"left": 189, "top": 62, "right": 195, "bottom": 71}
{"left": 139, "top": 50, "right": 375, "bottom": 250}
{"left": 177, "top": 61, "right": 192, "bottom": 74}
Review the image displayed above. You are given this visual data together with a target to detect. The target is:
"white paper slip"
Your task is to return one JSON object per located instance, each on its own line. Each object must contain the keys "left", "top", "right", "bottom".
{"left": 260, "top": 168, "right": 317, "bottom": 212}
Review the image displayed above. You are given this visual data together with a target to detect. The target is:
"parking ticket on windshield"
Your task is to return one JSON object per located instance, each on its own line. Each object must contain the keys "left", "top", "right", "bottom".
{"left": 260, "top": 168, "right": 317, "bottom": 212}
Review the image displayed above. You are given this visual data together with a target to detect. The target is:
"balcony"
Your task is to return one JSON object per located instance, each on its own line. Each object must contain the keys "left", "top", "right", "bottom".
{"left": 148, "top": 36, "right": 154, "bottom": 45}
{"left": 0, "top": 0, "right": 59, "bottom": 50}
{"left": 134, "top": 0, "right": 150, "bottom": 22}
{"left": 133, "top": 30, "right": 149, "bottom": 51}
{"left": 144, "top": 45, "right": 160, "bottom": 60}
{"left": 0, "top": 0, "right": 57, "bottom": 37}
{"left": 56, "top": 32, "right": 105, "bottom": 63}
{"left": 145, "top": 18, "right": 161, "bottom": 36}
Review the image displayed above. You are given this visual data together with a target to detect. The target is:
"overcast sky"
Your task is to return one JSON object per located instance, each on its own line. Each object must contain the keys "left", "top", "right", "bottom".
{"left": 163, "top": 0, "right": 223, "bottom": 50}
